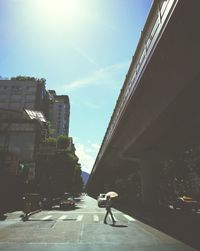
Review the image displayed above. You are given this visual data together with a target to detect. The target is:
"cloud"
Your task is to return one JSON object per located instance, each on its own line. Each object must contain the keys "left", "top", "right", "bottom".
{"left": 74, "top": 142, "right": 100, "bottom": 174}
{"left": 64, "top": 61, "right": 130, "bottom": 91}
{"left": 91, "top": 143, "right": 100, "bottom": 152}
{"left": 73, "top": 46, "right": 97, "bottom": 66}
{"left": 82, "top": 100, "right": 100, "bottom": 110}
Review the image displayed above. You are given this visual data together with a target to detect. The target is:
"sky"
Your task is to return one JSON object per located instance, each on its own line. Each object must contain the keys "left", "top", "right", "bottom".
{"left": 0, "top": 0, "right": 152, "bottom": 174}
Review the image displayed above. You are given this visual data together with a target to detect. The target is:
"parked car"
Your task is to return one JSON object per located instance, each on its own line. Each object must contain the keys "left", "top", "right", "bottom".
{"left": 59, "top": 193, "right": 75, "bottom": 210}
{"left": 173, "top": 196, "right": 199, "bottom": 211}
{"left": 97, "top": 193, "right": 107, "bottom": 207}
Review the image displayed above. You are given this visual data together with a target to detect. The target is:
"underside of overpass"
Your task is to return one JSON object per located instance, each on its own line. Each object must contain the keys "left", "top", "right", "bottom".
{"left": 87, "top": 0, "right": 200, "bottom": 206}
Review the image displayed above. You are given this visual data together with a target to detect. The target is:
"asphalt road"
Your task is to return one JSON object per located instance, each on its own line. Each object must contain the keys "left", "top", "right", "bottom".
{"left": 116, "top": 203, "right": 200, "bottom": 250}
{"left": 0, "top": 195, "right": 196, "bottom": 251}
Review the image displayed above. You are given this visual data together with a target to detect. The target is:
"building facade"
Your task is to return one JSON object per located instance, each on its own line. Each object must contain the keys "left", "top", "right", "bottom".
{"left": 0, "top": 78, "right": 70, "bottom": 140}
{"left": 0, "top": 108, "right": 47, "bottom": 162}
{"left": 0, "top": 78, "right": 49, "bottom": 118}
{"left": 48, "top": 90, "right": 70, "bottom": 138}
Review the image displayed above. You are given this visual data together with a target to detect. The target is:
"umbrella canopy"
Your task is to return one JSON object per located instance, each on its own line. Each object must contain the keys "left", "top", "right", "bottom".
{"left": 106, "top": 191, "right": 118, "bottom": 198}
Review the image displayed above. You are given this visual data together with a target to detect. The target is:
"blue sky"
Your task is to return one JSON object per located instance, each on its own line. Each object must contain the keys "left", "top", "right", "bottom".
{"left": 0, "top": 0, "right": 152, "bottom": 173}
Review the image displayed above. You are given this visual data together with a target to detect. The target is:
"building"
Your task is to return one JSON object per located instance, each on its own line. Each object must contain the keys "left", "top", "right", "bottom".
{"left": 48, "top": 90, "right": 70, "bottom": 138}
{"left": 0, "top": 76, "right": 70, "bottom": 137}
{"left": 0, "top": 107, "right": 48, "bottom": 210}
{"left": 0, "top": 108, "right": 47, "bottom": 164}
{"left": 0, "top": 78, "right": 70, "bottom": 138}
{"left": 0, "top": 78, "right": 49, "bottom": 118}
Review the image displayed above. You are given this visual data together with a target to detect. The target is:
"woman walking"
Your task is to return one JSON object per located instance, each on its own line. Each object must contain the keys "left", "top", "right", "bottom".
{"left": 104, "top": 196, "right": 116, "bottom": 225}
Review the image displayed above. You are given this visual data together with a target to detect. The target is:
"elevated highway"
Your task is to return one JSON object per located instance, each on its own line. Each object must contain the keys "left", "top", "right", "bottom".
{"left": 87, "top": 0, "right": 200, "bottom": 206}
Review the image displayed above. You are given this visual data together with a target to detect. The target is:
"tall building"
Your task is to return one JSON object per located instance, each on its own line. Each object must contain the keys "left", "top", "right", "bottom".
{"left": 48, "top": 90, "right": 70, "bottom": 137}
{"left": 0, "top": 78, "right": 70, "bottom": 138}
{"left": 0, "top": 78, "right": 49, "bottom": 118}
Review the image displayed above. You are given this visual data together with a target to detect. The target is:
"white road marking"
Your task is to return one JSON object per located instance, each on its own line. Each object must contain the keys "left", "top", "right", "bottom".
{"left": 93, "top": 215, "right": 99, "bottom": 222}
{"left": 77, "top": 215, "right": 83, "bottom": 221}
{"left": 113, "top": 215, "right": 118, "bottom": 221}
{"left": 123, "top": 214, "right": 136, "bottom": 222}
{"left": 79, "top": 205, "right": 87, "bottom": 208}
{"left": 42, "top": 215, "right": 52, "bottom": 220}
{"left": 109, "top": 215, "right": 118, "bottom": 222}
{"left": 58, "top": 215, "right": 68, "bottom": 220}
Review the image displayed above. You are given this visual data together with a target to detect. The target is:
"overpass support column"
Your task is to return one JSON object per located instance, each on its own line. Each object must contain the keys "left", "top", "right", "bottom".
{"left": 140, "top": 150, "right": 161, "bottom": 209}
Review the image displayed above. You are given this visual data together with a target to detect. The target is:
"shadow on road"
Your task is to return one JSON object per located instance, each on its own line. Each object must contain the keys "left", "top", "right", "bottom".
{"left": 110, "top": 224, "right": 128, "bottom": 228}
{"left": 0, "top": 214, "right": 7, "bottom": 221}
{"left": 116, "top": 204, "right": 200, "bottom": 251}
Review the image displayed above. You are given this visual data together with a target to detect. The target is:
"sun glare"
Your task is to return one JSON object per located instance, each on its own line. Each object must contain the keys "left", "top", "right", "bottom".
{"left": 47, "top": 0, "right": 75, "bottom": 15}
{"left": 43, "top": 0, "right": 84, "bottom": 22}
{"left": 28, "top": 0, "right": 95, "bottom": 44}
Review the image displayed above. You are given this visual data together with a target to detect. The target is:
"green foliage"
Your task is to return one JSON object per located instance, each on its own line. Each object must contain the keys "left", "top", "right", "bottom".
{"left": 45, "top": 137, "right": 57, "bottom": 147}
{"left": 66, "top": 152, "right": 78, "bottom": 165}
{"left": 46, "top": 121, "right": 55, "bottom": 137}
{"left": 158, "top": 145, "right": 200, "bottom": 203}
{"left": 74, "top": 163, "right": 82, "bottom": 176}
{"left": 57, "top": 135, "right": 70, "bottom": 149}
{"left": 11, "top": 76, "right": 46, "bottom": 85}
{"left": 36, "top": 137, "right": 83, "bottom": 196}
{"left": 73, "top": 163, "right": 83, "bottom": 194}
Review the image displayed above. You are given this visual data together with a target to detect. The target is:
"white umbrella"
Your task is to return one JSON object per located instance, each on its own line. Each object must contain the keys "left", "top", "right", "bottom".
{"left": 106, "top": 191, "right": 118, "bottom": 198}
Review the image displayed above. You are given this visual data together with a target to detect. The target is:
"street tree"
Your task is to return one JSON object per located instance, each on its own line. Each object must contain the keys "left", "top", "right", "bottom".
{"left": 36, "top": 136, "right": 83, "bottom": 197}
{"left": 57, "top": 134, "right": 70, "bottom": 149}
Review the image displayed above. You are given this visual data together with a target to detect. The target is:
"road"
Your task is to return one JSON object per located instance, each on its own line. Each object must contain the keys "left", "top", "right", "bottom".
{"left": 121, "top": 204, "right": 200, "bottom": 251}
{"left": 0, "top": 195, "right": 196, "bottom": 251}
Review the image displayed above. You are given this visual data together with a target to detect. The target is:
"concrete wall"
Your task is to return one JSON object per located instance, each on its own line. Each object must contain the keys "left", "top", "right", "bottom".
{"left": 0, "top": 80, "right": 38, "bottom": 111}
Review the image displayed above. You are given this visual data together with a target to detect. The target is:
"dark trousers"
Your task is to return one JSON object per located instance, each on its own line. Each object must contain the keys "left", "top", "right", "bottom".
{"left": 104, "top": 208, "right": 115, "bottom": 223}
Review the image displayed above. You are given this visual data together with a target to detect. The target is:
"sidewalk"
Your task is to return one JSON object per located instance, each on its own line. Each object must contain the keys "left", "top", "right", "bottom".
{"left": 116, "top": 204, "right": 200, "bottom": 251}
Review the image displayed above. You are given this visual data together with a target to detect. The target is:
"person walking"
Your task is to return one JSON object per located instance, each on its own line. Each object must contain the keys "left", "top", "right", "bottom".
{"left": 104, "top": 195, "right": 116, "bottom": 225}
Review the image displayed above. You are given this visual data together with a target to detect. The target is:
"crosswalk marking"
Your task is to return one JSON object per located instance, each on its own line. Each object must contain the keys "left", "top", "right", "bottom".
{"left": 109, "top": 215, "right": 118, "bottom": 222}
{"left": 79, "top": 205, "right": 87, "bottom": 209}
{"left": 113, "top": 215, "right": 118, "bottom": 222}
{"left": 123, "top": 214, "right": 136, "bottom": 222}
{"left": 58, "top": 215, "right": 68, "bottom": 220}
{"left": 9, "top": 213, "right": 137, "bottom": 223}
{"left": 76, "top": 215, "right": 83, "bottom": 221}
{"left": 42, "top": 215, "right": 52, "bottom": 220}
{"left": 93, "top": 215, "right": 99, "bottom": 222}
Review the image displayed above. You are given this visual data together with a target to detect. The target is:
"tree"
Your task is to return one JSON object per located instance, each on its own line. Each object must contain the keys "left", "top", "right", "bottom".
{"left": 57, "top": 135, "right": 70, "bottom": 149}
{"left": 46, "top": 121, "right": 55, "bottom": 138}
{"left": 158, "top": 145, "right": 200, "bottom": 204}
{"left": 36, "top": 136, "right": 83, "bottom": 196}
{"left": 44, "top": 137, "right": 57, "bottom": 147}
{"left": 73, "top": 164, "right": 84, "bottom": 194}
{"left": 11, "top": 76, "right": 46, "bottom": 85}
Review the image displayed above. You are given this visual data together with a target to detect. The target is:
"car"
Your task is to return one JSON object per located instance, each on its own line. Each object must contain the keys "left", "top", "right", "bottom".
{"left": 97, "top": 193, "right": 107, "bottom": 207}
{"left": 173, "top": 196, "right": 199, "bottom": 211}
{"left": 59, "top": 193, "right": 76, "bottom": 210}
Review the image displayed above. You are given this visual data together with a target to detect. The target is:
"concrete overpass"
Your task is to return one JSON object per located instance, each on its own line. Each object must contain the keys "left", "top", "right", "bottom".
{"left": 87, "top": 0, "right": 200, "bottom": 207}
